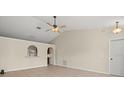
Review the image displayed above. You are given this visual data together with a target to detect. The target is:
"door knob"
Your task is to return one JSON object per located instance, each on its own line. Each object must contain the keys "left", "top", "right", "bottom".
{"left": 110, "top": 58, "right": 113, "bottom": 60}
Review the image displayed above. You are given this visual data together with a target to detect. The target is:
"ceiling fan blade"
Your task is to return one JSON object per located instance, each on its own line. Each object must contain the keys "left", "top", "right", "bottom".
{"left": 59, "top": 25, "right": 66, "bottom": 28}
{"left": 58, "top": 31, "right": 61, "bottom": 33}
{"left": 57, "top": 30, "right": 62, "bottom": 33}
{"left": 46, "top": 23, "right": 53, "bottom": 27}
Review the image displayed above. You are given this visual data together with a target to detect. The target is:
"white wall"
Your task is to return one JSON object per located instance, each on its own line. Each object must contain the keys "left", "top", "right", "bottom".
{"left": 0, "top": 36, "right": 55, "bottom": 72}
{"left": 51, "top": 28, "right": 124, "bottom": 74}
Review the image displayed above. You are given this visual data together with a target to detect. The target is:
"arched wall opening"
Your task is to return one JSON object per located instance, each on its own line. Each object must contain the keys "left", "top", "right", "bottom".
{"left": 47, "top": 47, "right": 54, "bottom": 66}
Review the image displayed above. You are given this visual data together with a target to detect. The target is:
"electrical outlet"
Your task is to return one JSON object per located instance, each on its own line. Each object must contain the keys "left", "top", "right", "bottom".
{"left": 63, "top": 60, "right": 67, "bottom": 65}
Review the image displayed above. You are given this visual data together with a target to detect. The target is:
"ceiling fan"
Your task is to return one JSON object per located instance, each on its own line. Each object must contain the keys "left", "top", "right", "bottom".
{"left": 36, "top": 16, "right": 66, "bottom": 33}
{"left": 112, "top": 21, "right": 122, "bottom": 34}
{"left": 45, "top": 16, "right": 66, "bottom": 33}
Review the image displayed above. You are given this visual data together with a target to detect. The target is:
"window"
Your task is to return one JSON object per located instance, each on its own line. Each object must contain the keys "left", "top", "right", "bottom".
{"left": 28, "top": 45, "right": 38, "bottom": 57}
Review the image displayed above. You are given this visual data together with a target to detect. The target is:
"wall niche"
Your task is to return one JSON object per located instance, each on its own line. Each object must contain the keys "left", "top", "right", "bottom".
{"left": 27, "top": 45, "right": 38, "bottom": 57}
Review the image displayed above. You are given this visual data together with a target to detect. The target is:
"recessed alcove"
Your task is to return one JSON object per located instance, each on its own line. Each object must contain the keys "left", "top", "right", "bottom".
{"left": 27, "top": 45, "right": 38, "bottom": 57}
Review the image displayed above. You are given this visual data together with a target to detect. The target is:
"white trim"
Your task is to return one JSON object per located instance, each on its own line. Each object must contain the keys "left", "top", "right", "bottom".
{"left": 0, "top": 36, "right": 54, "bottom": 46}
{"left": 56, "top": 64, "right": 110, "bottom": 75}
{"left": 109, "top": 39, "right": 111, "bottom": 74}
{"left": 110, "top": 37, "right": 124, "bottom": 41}
{"left": 6, "top": 65, "right": 47, "bottom": 72}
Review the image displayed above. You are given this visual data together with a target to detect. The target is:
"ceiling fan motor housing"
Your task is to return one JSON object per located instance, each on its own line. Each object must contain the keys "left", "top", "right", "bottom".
{"left": 53, "top": 25, "right": 57, "bottom": 28}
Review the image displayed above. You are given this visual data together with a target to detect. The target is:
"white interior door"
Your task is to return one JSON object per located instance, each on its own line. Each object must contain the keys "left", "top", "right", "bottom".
{"left": 110, "top": 39, "right": 124, "bottom": 76}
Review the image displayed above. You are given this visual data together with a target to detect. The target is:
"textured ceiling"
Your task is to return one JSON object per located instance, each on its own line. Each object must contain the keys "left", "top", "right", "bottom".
{"left": 0, "top": 16, "right": 124, "bottom": 43}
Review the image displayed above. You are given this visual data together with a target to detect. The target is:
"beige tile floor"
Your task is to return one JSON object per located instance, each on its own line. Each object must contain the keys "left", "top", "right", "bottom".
{"left": 0, "top": 65, "right": 113, "bottom": 77}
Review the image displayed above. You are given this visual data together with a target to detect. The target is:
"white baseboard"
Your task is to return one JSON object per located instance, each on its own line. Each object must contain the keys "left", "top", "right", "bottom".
{"left": 56, "top": 64, "right": 110, "bottom": 75}
{"left": 6, "top": 65, "right": 47, "bottom": 72}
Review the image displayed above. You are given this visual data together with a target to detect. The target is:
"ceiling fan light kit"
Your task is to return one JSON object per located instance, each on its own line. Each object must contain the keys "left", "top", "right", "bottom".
{"left": 52, "top": 27, "right": 59, "bottom": 32}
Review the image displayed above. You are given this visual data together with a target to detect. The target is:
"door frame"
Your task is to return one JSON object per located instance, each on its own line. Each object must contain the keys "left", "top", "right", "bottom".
{"left": 109, "top": 37, "right": 124, "bottom": 74}
{"left": 47, "top": 47, "right": 55, "bottom": 65}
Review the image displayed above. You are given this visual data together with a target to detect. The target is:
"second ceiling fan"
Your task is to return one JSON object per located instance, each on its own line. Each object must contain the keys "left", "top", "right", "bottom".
{"left": 46, "top": 16, "right": 66, "bottom": 33}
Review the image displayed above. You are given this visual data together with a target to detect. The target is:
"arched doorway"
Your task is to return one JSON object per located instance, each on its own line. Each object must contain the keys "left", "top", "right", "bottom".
{"left": 47, "top": 47, "right": 54, "bottom": 66}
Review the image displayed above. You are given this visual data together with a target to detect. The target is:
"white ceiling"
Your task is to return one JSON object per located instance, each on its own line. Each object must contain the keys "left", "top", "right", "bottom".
{"left": 0, "top": 16, "right": 124, "bottom": 43}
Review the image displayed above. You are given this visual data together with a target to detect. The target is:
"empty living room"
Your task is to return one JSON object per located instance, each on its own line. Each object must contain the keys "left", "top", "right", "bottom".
{"left": 0, "top": 16, "right": 124, "bottom": 77}
{"left": 1, "top": 1, "right": 124, "bottom": 93}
